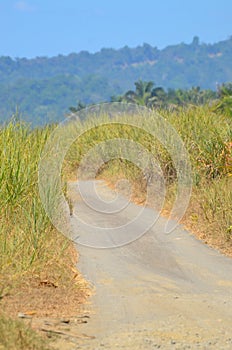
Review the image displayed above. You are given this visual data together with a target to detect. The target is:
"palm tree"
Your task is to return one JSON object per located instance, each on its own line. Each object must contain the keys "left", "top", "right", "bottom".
{"left": 124, "top": 80, "right": 154, "bottom": 106}
{"left": 148, "top": 87, "right": 167, "bottom": 108}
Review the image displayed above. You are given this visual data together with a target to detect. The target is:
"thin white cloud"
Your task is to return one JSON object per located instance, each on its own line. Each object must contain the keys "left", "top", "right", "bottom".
{"left": 14, "top": 1, "right": 36, "bottom": 13}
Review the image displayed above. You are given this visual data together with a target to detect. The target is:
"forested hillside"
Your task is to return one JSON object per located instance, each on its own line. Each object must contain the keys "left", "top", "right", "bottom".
{"left": 1, "top": 36, "right": 232, "bottom": 125}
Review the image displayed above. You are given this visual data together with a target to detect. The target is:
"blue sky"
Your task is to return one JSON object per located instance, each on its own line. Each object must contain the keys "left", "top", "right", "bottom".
{"left": 1, "top": 0, "right": 232, "bottom": 58}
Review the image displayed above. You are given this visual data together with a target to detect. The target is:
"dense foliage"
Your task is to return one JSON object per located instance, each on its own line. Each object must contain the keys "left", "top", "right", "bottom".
{"left": 110, "top": 80, "right": 217, "bottom": 109}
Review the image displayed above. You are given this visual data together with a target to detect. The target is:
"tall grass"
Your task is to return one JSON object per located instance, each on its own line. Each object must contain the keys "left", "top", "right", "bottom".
{"left": 65, "top": 106, "right": 231, "bottom": 182}
{"left": 0, "top": 121, "right": 73, "bottom": 293}
{"left": 159, "top": 107, "right": 232, "bottom": 251}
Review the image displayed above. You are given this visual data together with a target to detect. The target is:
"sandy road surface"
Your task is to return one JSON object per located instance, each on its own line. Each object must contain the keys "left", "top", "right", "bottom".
{"left": 68, "top": 180, "right": 232, "bottom": 349}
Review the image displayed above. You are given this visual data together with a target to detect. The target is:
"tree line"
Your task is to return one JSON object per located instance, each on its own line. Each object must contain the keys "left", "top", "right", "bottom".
{"left": 69, "top": 80, "right": 232, "bottom": 116}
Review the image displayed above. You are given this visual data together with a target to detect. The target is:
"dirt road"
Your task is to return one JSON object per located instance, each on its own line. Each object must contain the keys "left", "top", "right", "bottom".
{"left": 68, "top": 180, "right": 232, "bottom": 349}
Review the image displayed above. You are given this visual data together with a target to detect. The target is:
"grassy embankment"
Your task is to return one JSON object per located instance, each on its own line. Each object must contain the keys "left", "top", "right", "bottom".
{"left": 0, "top": 121, "right": 88, "bottom": 350}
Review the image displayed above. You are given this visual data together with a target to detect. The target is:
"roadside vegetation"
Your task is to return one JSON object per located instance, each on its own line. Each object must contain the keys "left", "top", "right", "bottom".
{"left": 158, "top": 106, "right": 231, "bottom": 253}
{"left": 0, "top": 120, "right": 88, "bottom": 349}
{"left": 65, "top": 104, "right": 232, "bottom": 255}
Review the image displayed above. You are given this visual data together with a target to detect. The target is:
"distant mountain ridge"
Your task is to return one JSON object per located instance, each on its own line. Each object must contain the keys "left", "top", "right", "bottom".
{"left": 1, "top": 36, "right": 232, "bottom": 124}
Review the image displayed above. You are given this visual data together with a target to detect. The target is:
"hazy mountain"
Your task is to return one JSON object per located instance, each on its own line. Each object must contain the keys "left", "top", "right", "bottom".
{"left": 1, "top": 36, "right": 232, "bottom": 124}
